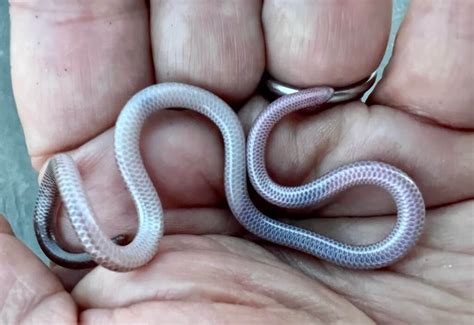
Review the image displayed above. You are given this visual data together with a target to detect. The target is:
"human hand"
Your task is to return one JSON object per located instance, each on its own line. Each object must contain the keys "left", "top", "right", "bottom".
{"left": 4, "top": 0, "right": 473, "bottom": 323}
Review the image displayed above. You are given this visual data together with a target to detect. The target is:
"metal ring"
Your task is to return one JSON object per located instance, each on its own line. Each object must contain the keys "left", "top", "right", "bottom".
{"left": 264, "top": 72, "right": 377, "bottom": 103}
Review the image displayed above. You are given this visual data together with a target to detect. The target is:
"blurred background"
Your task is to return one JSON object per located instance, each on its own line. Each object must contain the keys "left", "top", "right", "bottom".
{"left": 0, "top": 0, "right": 410, "bottom": 259}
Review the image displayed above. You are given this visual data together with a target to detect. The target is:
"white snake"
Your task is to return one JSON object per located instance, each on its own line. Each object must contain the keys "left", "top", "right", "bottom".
{"left": 34, "top": 83, "right": 425, "bottom": 272}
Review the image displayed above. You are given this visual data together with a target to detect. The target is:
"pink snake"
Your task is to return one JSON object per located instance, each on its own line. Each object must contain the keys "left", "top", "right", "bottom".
{"left": 33, "top": 83, "right": 425, "bottom": 272}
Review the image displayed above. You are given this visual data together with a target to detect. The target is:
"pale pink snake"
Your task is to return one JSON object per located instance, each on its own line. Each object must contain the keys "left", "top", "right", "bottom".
{"left": 33, "top": 83, "right": 425, "bottom": 272}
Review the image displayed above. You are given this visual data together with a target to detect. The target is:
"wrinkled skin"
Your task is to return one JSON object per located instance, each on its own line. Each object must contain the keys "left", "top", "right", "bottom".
{"left": 2, "top": 0, "right": 474, "bottom": 323}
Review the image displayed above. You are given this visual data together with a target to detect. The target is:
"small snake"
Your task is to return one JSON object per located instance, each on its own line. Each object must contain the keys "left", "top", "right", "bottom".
{"left": 33, "top": 83, "right": 425, "bottom": 272}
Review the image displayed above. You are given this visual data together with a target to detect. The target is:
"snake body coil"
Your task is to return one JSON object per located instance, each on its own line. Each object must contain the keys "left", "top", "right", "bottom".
{"left": 34, "top": 83, "right": 425, "bottom": 271}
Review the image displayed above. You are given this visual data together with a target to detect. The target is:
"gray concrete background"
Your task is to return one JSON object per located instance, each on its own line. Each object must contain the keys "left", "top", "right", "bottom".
{"left": 0, "top": 1, "right": 41, "bottom": 255}
{"left": 0, "top": 1, "right": 409, "bottom": 258}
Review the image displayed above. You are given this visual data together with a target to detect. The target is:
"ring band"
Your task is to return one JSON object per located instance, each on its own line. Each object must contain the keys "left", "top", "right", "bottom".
{"left": 263, "top": 72, "right": 377, "bottom": 103}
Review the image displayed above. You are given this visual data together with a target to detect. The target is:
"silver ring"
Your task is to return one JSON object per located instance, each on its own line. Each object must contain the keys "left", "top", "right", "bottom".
{"left": 264, "top": 72, "right": 377, "bottom": 103}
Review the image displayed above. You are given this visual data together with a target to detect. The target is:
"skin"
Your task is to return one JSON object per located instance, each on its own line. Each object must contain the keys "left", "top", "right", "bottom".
{"left": 3, "top": 0, "right": 473, "bottom": 323}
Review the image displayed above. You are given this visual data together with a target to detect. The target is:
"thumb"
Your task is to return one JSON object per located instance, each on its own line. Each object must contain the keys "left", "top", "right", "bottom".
{"left": 0, "top": 214, "right": 76, "bottom": 322}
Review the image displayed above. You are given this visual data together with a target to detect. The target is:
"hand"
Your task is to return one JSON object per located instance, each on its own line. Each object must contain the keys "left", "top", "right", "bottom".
{"left": 4, "top": 0, "right": 473, "bottom": 323}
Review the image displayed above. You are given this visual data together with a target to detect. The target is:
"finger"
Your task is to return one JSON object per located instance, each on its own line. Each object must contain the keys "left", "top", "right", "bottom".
{"left": 10, "top": 0, "right": 154, "bottom": 169}
{"left": 371, "top": 0, "right": 474, "bottom": 129}
{"left": 150, "top": 0, "right": 265, "bottom": 103}
{"left": 263, "top": 0, "right": 392, "bottom": 87}
{"left": 271, "top": 201, "right": 474, "bottom": 323}
{"left": 0, "top": 214, "right": 76, "bottom": 322}
{"left": 239, "top": 96, "right": 474, "bottom": 216}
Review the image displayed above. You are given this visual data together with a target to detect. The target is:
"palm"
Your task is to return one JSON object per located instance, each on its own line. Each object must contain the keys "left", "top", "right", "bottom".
{"left": 3, "top": 0, "right": 473, "bottom": 323}
{"left": 2, "top": 203, "right": 472, "bottom": 323}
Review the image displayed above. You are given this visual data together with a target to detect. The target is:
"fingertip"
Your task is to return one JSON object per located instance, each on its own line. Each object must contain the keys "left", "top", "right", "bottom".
{"left": 371, "top": 0, "right": 474, "bottom": 129}
{"left": 11, "top": 0, "right": 154, "bottom": 160}
{"left": 263, "top": 0, "right": 392, "bottom": 87}
{"left": 150, "top": 0, "right": 265, "bottom": 103}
